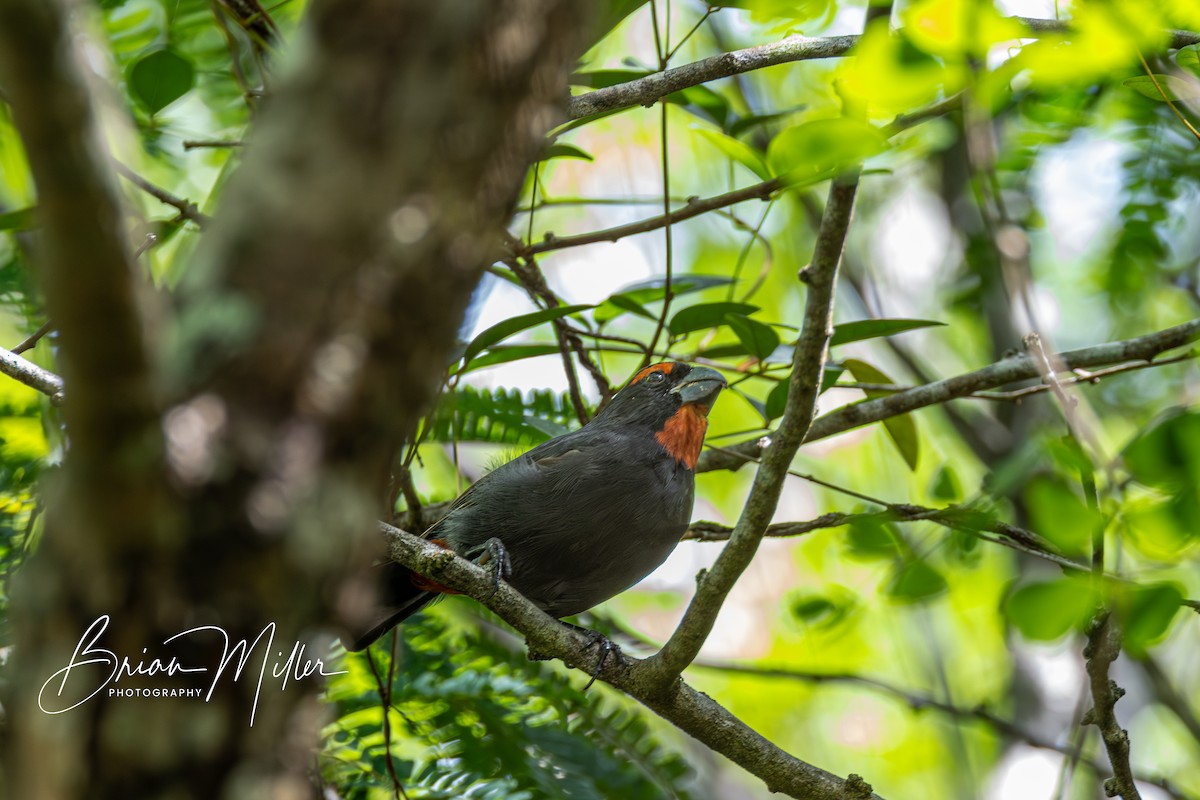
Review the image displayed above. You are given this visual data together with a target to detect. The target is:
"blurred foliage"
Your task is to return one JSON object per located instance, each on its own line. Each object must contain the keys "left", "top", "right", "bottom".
{"left": 323, "top": 609, "right": 700, "bottom": 800}
{"left": 2, "top": 0, "right": 1200, "bottom": 797}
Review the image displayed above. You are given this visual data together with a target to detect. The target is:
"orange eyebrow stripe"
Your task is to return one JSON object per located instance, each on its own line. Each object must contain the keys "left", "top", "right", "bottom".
{"left": 631, "top": 362, "right": 675, "bottom": 384}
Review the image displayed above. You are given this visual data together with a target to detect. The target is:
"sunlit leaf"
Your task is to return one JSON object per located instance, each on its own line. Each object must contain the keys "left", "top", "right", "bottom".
{"left": 837, "top": 21, "right": 960, "bottom": 116}
{"left": 453, "top": 344, "right": 562, "bottom": 375}
{"left": 1178, "top": 45, "right": 1200, "bottom": 76}
{"left": 668, "top": 302, "right": 758, "bottom": 336}
{"left": 829, "top": 318, "right": 945, "bottom": 347}
{"left": 694, "top": 128, "right": 772, "bottom": 181}
{"left": 1123, "top": 74, "right": 1200, "bottom": 101}
{"left": 1023, "top": 475, "right": 1100, "bottom": 557}
{"left": 766, "top": 118, "right": 888, "bottom": 179}
{"left": 542, "top": 143, "right": 595, "bottom": 161}
{"left": 461, "top": 304, "right": 593, "bottom": 365}
{"left": 902, "top": 0, "right": 1024, "bottom": 58}
{"left": 842, "top": 358, "right": 920, "bottom": 470}
{"left": 1006, "top": 577, "right": 1098, "bottom": 641}
{"left": 594, "top": 275, "right": 736, "bottom": 325}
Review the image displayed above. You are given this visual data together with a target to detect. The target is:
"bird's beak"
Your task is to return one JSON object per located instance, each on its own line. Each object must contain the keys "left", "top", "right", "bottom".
{"left": 671, "top": 365, "right": 726, "bottom": 414}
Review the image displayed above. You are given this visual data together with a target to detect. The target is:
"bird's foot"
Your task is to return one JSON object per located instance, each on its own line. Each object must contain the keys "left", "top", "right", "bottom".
{"left": 562, "top": 622, "right": 619, "bottom": 690}
{"left": 475, "top": 537, "right": 512, "bottom": 598}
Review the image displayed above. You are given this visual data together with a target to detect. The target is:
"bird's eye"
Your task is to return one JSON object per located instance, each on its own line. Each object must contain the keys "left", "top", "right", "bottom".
{"left": 646, "top": 371, "right": 666, "bottom": 384}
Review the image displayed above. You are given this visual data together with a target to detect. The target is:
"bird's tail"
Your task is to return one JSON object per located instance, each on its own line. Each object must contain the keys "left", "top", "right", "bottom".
{"left": 344, "top": 560, "right": 439, "bottom": 652}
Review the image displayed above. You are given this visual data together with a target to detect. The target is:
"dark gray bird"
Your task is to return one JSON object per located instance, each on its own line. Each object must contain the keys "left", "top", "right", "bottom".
{"left": 348, "top": 361, "right": 726, "bottom": 651}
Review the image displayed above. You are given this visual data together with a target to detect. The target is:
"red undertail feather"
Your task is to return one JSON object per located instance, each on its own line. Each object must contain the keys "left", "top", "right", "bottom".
{"left": 409, "top": 538, "right": 462, "bottom": 595}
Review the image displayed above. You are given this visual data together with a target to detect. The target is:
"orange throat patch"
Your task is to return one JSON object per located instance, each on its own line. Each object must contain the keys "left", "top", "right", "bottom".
{"left": 656, "top": 404, "right": 708, "bottom": 470}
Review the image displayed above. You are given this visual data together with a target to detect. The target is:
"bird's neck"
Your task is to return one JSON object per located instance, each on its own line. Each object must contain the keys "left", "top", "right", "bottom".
{"left": 655, "top": 404, "right": 708, "bottom": 470}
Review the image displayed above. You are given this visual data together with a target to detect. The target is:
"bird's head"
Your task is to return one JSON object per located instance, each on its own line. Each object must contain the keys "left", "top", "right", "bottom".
{"left": 594, "top": 362, "right": 726, "bottom": 469}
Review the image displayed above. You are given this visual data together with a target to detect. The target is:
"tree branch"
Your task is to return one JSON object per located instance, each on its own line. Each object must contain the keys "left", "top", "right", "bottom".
{"left": 643, "top": 171, "right": 859, "bottom": 685}
{"left": 521, "top": 92, "right": 959, "bottom": 260}
{"left": 697, "top": 318, "right": 1200, "bottom": 473}
{"left": 1084, "top": 614, "right": 1142, "bottom": 800}
{"left": 566, "top": 19, "right": 1200, "bottom": 122}
{"left": 382, "top": 522, "right": 885, "bottom": 800}
{"left": 693, "top": 660, "right": 1190, "bottom": 800}
{"left": 567, "top": 34, "right": 858, "bottom": 120}
{"left": 516, "top": 176, "right": 786, "bottom": 256}
{"left": 0, "top": 346, "right": 64, "bottom": 403}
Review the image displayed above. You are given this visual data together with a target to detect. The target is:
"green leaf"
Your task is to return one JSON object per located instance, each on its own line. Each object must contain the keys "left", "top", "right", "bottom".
{"left": 766, "top": 118, "right": 888, "bottom": 179}
{"left": 666, "top": 85, "right": 731, "bottom": 128}
{"left": 728, "top": 110, "right": 798, "bottom": 139}
{"left": 1023, "top": 475, "right": 1100, "bottom": 558}
{"left": 1006, "top": 577, "right": 1098, "bottom": 641}
{"left": 929, "top": 465, "right": 961, "bottom": 502}
{"left": 0, "top": 207, "right": 38, "bottom": 232}
{"left": 593, "top": 274, "right": 736, "bottom": 325}
{"left": 693, "top": 128, "right": 772, "bottom": 181}
{"left": 570, "top": 69, "right": 649, "bottom": 88}
{"left": 830, "top": 318, "right": 945, "bottom": 347}
{"left": 886, "top": 559, "right": 948, "bottom": 603}
{"left": 427, "top": 386, "right": 579, "bottom": 445}
{"left": 764, "top": 365, "right": 844, "bottom": 419}
{"left": 1124, "top": 409, "right": 1200, "bottom": 491}
{"left": 790, "top": 587, "right": 858, "bottom": 630}
{"left": 599, "top": 293, "right": 658, "bottom": 322}
{"left": 843, "top": 358, "right": 920, "bottom": 470}
{"left": 461, "top": 304, "right": 593, "bottom": 365}
{"left": 725, "top": 313, "right": 780, "bottom": 360}
{"left": 1123, "top": 75, "right": 1200, "bottom": 102}
{"left": 453, "top": 344, "right": 563, "bottom": 375}
{"left": 845, "top": 516, "right": 899, "bottom": 560}
{"left": 128, "top": 49, "right": 195, "bottom": 114}
{"left": 1178, "top": 45, "right": 1200, "bottom": 76}
{"left": 542, "top": 143, "right": 594, "bottom": 161}
{"left": 668, "top": 302, "right": 758, "bottom": 336}
{"left": 1121, "top": 583, "right": 1184, "bottom": 656}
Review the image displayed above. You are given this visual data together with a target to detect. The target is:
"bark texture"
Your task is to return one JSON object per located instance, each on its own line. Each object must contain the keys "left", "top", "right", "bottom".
{"left": 0, "top": 1, "right": 588, "bottom": 797}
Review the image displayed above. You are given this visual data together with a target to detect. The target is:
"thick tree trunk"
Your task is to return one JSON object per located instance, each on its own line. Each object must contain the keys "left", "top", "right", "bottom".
{"left": 0, "top": 1, "right": 587, "bottom": 797}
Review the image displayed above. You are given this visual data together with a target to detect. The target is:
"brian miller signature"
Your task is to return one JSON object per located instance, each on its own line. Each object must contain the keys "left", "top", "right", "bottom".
{"left": 38, "top": 615, "right": 347, "bottom": 726}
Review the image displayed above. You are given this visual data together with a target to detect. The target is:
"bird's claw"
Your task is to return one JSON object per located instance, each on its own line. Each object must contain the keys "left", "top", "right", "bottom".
{"left": 476, "top": 537, "right": 512, "bottom": 598}
{"left": 578, "top": 628, "right": 618, "bottom": 690}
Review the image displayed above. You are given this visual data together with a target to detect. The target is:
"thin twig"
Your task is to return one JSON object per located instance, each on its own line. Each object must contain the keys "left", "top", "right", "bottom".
{"left": 11, "top": 320, "right": 54, "bottom": 355}
{"left": 523, "top": 92, "right": 969, "bottom": 259}
{"left": 691, "top": 660, "right": 1189, "bottom": 800}
{"left": 1136, "top": 51, "right": 1200, "bottom": 143}
{"left": 697, "top": 318, "right": 1200, "bottom": 473}
{"left": 112, "top": 162, "right": 211, "bottom": 226}
{"left": 182, "top": 139, "right": 245, "bottom": 150}
{"left": 566, "top": 19, "right": 1199, "bottom": 121}
{"left": 644, "top": 169, "right": 860, "bottom": 686}
{"left": 641, "top": 89, "right": 675, "bottom": 370}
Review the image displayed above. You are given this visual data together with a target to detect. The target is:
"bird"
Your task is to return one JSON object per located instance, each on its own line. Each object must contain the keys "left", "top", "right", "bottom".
{"left": 348, "top": 361, "right": 726, "bottom": 652}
